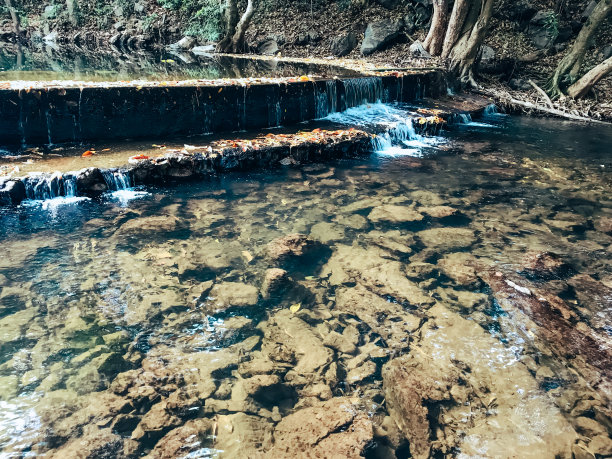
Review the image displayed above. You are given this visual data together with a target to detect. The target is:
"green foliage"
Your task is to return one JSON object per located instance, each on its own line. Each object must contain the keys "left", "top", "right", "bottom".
{"left": 157, "top": 0, "right": 222, "bottom": 41}
{"left": 141, "top": 12, "right": 159, "bottom": 32}
{"left": 542, "top": 11, "right": 559, "bottom": 37}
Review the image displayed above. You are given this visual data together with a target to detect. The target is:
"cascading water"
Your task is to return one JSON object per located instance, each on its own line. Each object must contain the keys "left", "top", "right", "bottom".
{"left": 315, "top": 80, "right": 338, "bottom": 119}
{"left": 341, "top": 77, "right": 384, "bottom": 110}
{"left": 102, "top": 169, "right": 147, "bottom": 205}
{"left": 102, "top": 169, "right": 132, "bottom": 191}
{"left": 325, "top": 103, "right": 444, "bottom": 157}
{"left": 23, "top": 173, "right": 78, "bottom": 201}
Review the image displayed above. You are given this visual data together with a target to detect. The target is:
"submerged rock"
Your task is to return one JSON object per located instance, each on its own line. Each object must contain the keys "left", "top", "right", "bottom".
{"left": 266, "top": 234, "right": 328, "bottom": 268}
{"left": 267, "top": 397, "right": 373, "bottom": 457}
{"left": 519, "top": 251, "right": 572, "bottom": 280}
{"left": 208, "top": 282, "right": 259, "bottom": 311}
{"left": 323, "top": 245, "right": 434, "bottom": 307}
{"left": 261, "top": 268, "right": 292, "bottom": 300}
{"left": 367, "top": 205, "right": 424, "bottom": 224}
{"left": 417, "top": 227, "right": 477, "bottom": 252}
{"left": 383, "top": 303, "right": 577, "bottom": 459}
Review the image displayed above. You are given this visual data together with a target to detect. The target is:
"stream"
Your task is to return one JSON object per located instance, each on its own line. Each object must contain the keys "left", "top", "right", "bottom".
{"left": 0, "top": 109, "right": 611, "bottom": 458}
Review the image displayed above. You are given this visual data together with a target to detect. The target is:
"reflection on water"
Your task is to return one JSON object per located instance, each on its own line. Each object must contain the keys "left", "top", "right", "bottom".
{"left": 0, "top": 47, "right": 361, "bottom": 82}
{"left": 0, "top": 114, "right": 611, "bottom": 457}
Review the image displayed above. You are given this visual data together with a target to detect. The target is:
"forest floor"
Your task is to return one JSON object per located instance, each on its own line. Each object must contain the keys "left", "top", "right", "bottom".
{"left": 245, "top": 1, "right": 612, "bottom": 121}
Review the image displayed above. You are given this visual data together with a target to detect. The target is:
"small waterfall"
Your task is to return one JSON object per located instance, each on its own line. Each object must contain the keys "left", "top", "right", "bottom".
{"left": 102, "top": 169, "right": 132, "bottom": 191}
{"left": 23, "top": 173, "right": 78, "bottom": 201}
{"left": 456, "top": 113, "right": 473, "bottom": 124}
{"left": 45, "top": 109, "right": 54, "bottom": 147}
{"left": 102, "top": 169, "right": 147, "bottom": 205}
{"left": 314, "top": 80, "right": 338, "bottom": 119}
{"left": 483, "top": 104, "right": 502, "bottom": 116}
{"left": 372, "top": 120, "right": 417, "bottom": 151}
{"left": 342, "top": 77, "right": 383, "bottom": 110}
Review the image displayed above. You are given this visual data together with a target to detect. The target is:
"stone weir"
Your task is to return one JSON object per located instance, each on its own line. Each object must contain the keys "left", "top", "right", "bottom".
{"left": 0, "top": 70, "right": 447, "bottom": 146}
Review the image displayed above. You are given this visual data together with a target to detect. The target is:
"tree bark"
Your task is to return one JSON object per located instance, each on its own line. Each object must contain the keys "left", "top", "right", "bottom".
{"left": 423, "top": 0, "right": 450, "bottom": 56}
{"left": 448, "top": 0, "right": 495, "bottom": 87}
{"left": 218, "top": 0, "right": 239, "bottom": 52}
{"left": 4, "top": 0, "right": 21, "bottom": 37}
{"left": 230, "top": 0, "right": 255, "bottom": 53}
{"left": 441, "top": 0, "right": 471, "bottom": 59}
{"left": 567, "top": 55, "right": 612, "bottom": 99}
{"left": 548, "top": 0, "right": 612, "bottom": 97}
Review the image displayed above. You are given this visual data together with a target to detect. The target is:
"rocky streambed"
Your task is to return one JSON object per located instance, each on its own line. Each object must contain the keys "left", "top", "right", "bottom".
{"left": 0, "top": 115, "right": 611, "bottom": 458}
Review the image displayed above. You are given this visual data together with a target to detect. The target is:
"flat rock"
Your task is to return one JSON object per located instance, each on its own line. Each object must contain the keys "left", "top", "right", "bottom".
{"left": 383, "top": 303, "right": 577, "bottom": 459}
{"left": 417, "top": 227, "right": 477, "bottom": 251}
{"left": 208, "top": 282, "right": 259, "bottom": 310}
{"left": 268, "top": 397, "right": 373, "bottom": 457}
{"left": 266, "top": 234, "right": 327, "bottom": 267}
{"left": 368, "top": 205, "right": 423, "bottom": 224}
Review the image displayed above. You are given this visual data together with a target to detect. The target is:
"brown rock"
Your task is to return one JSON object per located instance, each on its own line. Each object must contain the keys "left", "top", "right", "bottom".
{"left": 421, "top": 206, "right": 458, "bottom": 218}
{"left": 266, "top": 234, "right": 327, "bottom": 267}
{"left": 438, "top": 252, "right": 481, "bottom": 287}
{"left": 368, "top": 205, "right": 424, "bottom": 224}
{"left": 589, "top": 434, "right": 612, "bottom": 456}
{"left": 519, "top": 251, "right": 571, "bottom": 279}
{"left": 268, "top": 397, "right": 373, "bottom": 458}
{"left": 146, "top": 419, "right": 214, "bottom": 458}
{"left": 595, "top": 216, "right": 612, "bottom": 234}
{"left": 261, "top": 268, "right": 291, "bottom": 300}
{"left": 208, "top": 282, "right": 259, "bottom": 311}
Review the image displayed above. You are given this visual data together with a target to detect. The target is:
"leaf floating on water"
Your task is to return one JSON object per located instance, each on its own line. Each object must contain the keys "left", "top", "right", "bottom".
{"left": 289, "top": 303, "right": 302, "bottom": 314}
{"left": 101, "top": 148, "right": 111, "bottom": 152}
{"left": 81, "top": 150, "right": 95, "bottom": 157}
{"left": 130, "top": 154, "right": 149, "bottom": 160}
{"left": 242, "top": 251, "right": 254, "bottom": 263}
{"left": 297, "top": 75, "right": 310, "bottom": 82}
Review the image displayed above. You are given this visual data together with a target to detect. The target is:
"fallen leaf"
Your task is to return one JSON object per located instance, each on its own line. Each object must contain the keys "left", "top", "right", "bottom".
{"left": 289, "top": 303, "right": 302, "bottom": 314}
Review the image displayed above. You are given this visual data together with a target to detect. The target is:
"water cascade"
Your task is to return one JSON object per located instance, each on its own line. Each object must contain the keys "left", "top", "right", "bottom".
{"left": 102, "top": 169, "right": 133, "bottom": 191}
{"left": 23, "top": 173, "right": 78, "bottom": 201}
{"left": 102, "top": 169, "right": 147, "bottom": 204}
{"left": 341, "top": 77, "right": 384, "bottom": 110}
{"left": 315, "top": 80, "right": 338, "bottom": 119}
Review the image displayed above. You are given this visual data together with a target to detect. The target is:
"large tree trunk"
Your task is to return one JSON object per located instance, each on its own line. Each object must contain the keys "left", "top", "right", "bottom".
{"left": 4, "top": 0, "right": 21, "bottom": 37}
{"left": 423, "top": 0, "right": 449, "bottom": 56}
{"left": 567, "top": 55, "right": 612, "bottom": 99}
{"left": 548, "top": 0, "right": 612, "bottom": 97}
{"left": 441, "top": 0, "right": 471, "bottom": 59}
{"left": 230, "top": 0, "right": 254, "bottom": 53}
{"left": 218, "top": 0, "right": 239, "bottom": 52}
{"left": 217, "top": 0, "right": 255, "bottom": 54}
{"left": 421, "top": 0, "right": 495, "bottom": 88}
{"left": 447, "top": 0, "right": 495, "bottom": 87}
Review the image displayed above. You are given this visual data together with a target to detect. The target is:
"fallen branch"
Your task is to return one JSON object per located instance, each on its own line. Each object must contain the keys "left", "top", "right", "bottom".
{"left": 528, "top": 79, "right": 553, "bottom": 109}
{"left": 474, "top": 89, "right": 611, "bottom": 125}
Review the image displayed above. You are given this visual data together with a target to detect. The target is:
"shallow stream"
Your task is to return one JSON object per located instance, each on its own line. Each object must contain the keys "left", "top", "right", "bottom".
{"left": 1, "top": 109, "right": 611, "bottom": 457}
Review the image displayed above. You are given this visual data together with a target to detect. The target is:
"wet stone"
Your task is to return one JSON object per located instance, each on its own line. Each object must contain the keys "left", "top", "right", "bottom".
{"left": 207, "top": 282, "right": 259, "bottom": 311}
{"left": 368, "top": 205, "right": 424, "bottom": 224}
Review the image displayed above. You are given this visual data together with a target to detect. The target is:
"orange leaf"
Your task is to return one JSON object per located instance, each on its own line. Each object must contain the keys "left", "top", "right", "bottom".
{"left": 130, "top": 154, "right": 149, "bottom": 160}
{"left": 82, "top": 150, "right": 94, "bottom": 157}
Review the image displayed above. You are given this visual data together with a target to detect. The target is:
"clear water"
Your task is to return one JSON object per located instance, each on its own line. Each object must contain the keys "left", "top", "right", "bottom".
{"left": 0, "top": 110, "right": 611, "bottom": 457}
{"left": 0, "top": 48, "right": 361, "bottom": 82}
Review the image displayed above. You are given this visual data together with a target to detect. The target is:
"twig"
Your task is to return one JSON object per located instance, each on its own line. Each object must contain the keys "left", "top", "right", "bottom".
{"left": 528, "top": 79, "right": 554, "bottom": 108}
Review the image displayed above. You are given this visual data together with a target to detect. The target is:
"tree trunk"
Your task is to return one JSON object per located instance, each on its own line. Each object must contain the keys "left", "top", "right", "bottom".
{"left": 4, "top": 0, "right": 21, "bottom": 37}
{"left": 441, "top": 0, "right": 471, "bottom": 59}
{"left": 230, "top": 0, "right": 255, "bottom": 53}
{"left": 548, "top": 0, "right": 612, "bottom": 97}
{"left": 448, "top": 0, "right": 495, "bottom": 87}
{"left": 218, "top": 0, "right": 239, "bottom": 52}
{"left": 567, "top": 55, "right": 612, "bottom": 99}
{"left": 423, "top": 0, "right": 450, "bottom": 56}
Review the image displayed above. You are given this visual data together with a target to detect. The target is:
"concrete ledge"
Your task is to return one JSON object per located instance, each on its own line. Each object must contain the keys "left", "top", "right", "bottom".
{"left": 0, "top": 70, "right": 448, "bottom": 146}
